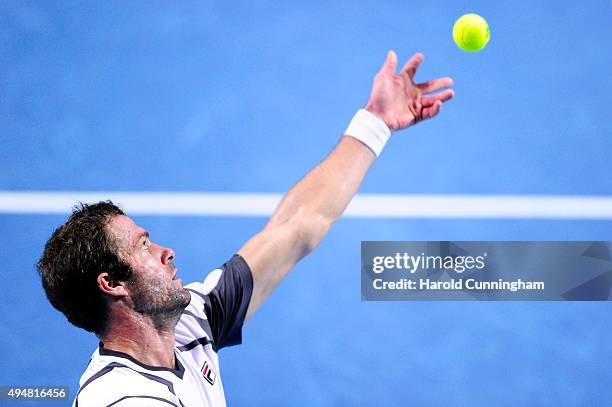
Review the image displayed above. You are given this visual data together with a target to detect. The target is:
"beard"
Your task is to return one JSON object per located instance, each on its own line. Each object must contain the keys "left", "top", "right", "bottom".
{"left": 127, "top": 270, "right": 191, "bottom": 329}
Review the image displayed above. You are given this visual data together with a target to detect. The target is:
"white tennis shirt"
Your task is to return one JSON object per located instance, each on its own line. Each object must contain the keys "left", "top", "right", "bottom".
{"left": 73, "top": 255, "right": 253, "bottom": 406}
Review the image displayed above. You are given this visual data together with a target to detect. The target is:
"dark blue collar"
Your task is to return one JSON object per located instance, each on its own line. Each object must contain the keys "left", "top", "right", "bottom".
{"left": 99, "top": 342, "right": 185, "bottom": 379}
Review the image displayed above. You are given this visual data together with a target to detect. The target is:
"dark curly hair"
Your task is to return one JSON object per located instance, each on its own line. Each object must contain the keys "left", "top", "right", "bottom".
{"left": 37, "top": 201, "right": 132, "bottom": 335}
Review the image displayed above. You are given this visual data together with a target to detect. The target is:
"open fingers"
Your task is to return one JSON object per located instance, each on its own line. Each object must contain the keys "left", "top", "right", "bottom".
{"left": 400, "top": 52, "right": 424, "bottom": 78}
{"left": 421, "top": 100, "right": 443, "bottom": 120}
{"left": 421, "top": 89, "right": 454, "bottom": 107}
{"left": 417, "top": 77, "right": 454, "bottom": 94}
{"left": 380, "top": 50, "right": 398, "bottom": 76}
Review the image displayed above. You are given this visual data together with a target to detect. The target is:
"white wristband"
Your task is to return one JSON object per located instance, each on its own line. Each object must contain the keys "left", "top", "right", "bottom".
{"left": 344, "top": 109, "right": 391, "bottom": 157}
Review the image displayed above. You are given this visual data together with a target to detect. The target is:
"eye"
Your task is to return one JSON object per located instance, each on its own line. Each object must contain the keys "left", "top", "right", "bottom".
{"left": 142, "top": 239, "right": 150, "bottom": 251}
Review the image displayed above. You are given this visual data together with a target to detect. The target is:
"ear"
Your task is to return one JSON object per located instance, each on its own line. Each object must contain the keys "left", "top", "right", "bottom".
{"left": 97, "top": 272, "right": 129, "bottom": 298}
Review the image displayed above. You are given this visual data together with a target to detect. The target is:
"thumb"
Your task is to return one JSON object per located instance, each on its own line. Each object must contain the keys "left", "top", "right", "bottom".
{"left": 381, "top": 50, "right": 397, "bottom": 76}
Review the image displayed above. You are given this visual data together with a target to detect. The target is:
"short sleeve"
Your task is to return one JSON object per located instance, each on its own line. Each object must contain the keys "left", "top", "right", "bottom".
{"left": 181, "top": 254, "right": 253, "bottom": 351}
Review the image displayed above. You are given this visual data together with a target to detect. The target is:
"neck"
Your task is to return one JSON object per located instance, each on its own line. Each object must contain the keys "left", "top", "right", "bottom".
{"left": 100, "top": 312, "right": 178, "bottom": 369}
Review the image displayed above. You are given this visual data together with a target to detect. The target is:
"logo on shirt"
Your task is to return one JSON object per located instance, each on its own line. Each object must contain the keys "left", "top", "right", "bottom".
{"left": 201, "top": 361, "right": 216, "bottom": 385}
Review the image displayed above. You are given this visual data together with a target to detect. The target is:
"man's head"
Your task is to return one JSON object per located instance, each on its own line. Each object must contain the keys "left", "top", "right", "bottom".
{"left": 103, "top": 213, "right": 190, "bottom": 330}
{"left": 37, "top": 201, "right": 190, "bottom": 336}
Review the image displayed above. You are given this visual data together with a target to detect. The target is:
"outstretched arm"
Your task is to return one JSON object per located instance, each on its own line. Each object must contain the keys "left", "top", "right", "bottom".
{"left": 239, "top": 51, "right": 454, "bottom": 319}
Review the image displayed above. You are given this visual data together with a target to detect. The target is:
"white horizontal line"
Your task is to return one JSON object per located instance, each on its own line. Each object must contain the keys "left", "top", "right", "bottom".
{"left": 0, "top": 191, "right": 611, "bottom": 219}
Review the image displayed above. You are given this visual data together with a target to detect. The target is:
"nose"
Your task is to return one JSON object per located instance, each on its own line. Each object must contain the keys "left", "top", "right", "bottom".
{"left": 161, "top": 246, "right": 176, "bottom": 266}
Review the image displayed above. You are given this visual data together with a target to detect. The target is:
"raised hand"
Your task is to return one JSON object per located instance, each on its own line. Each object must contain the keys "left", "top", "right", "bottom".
{"left": 364, "top": 50, "right": 454, "bottom": 131}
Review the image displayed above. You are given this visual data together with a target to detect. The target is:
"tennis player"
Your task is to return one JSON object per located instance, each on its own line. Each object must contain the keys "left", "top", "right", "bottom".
{"left": 38, "top": 51, "right": 453, "bottom": 406}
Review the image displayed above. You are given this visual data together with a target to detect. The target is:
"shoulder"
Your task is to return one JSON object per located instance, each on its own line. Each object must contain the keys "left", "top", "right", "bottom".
{"left": 185, "top": 254, "right": 253, "bottom": 298}
{"left": 177, "top": 255, "right": 253, "bottom": 351}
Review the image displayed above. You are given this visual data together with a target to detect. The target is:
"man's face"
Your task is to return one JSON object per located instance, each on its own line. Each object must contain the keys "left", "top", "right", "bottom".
{"left": 106, "top": 215, "right": 191, "bottom": 320}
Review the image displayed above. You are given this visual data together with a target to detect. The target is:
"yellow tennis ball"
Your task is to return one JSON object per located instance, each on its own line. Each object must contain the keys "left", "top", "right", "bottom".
{"left": 453, "top": 13, "right": 490, "bottom": 52}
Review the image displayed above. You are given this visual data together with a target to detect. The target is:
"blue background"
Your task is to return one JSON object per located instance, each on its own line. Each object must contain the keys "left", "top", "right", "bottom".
{"left": 1, "top": 1, "right": 611, "bottom": 405}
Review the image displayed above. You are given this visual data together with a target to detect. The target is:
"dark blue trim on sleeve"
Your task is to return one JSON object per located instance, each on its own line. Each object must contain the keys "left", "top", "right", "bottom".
{"left": 204, "top": 254, "right": 253, "bottom": 351}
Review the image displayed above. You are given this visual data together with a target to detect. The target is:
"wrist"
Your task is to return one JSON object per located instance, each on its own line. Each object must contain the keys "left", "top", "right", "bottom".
{"left": 343, "top": 109, "right": 392, "bottom": 157}
{"left": 363, "top": 104, "right": 386, "bottom": 123}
